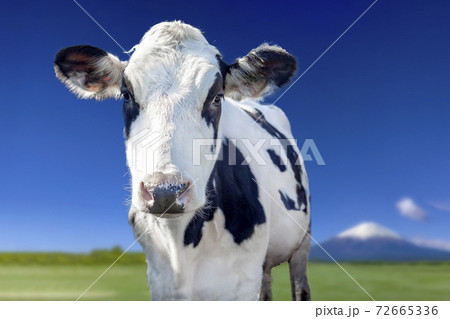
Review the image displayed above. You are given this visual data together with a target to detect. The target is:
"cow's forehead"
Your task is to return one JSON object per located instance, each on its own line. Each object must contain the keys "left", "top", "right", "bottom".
{"left": 124, "top": 22, "right": 221, "bottom": 102}
{"left": 137, "top": 21, "right": 211, "bottom": 48}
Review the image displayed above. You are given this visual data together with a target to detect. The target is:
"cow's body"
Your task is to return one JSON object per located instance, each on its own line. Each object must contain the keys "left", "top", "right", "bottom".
{"left": 130, "top": 99, "right": 310, "bottom": 300}
{"left": 54, "top": 21, "right": 311, "bottom": 300}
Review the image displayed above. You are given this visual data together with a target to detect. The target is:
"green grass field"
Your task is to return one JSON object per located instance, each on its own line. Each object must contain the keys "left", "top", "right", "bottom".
{"left": 1, "top": 262, "right": 450, "bottom": 300}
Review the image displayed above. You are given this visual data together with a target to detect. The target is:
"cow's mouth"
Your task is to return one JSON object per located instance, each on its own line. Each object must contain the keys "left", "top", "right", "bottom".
{"left": 148, "top": 203, "right": 185, "bottom": 216}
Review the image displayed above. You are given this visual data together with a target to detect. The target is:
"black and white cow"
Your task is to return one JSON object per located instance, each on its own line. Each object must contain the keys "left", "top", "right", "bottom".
{"left": 54, "top": 21, "right": 311, "bottom": 301}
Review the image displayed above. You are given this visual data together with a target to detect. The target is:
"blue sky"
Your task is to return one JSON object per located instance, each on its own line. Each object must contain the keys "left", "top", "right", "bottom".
{"left": 1, "top": 0, "right": 449, "bottom": 252}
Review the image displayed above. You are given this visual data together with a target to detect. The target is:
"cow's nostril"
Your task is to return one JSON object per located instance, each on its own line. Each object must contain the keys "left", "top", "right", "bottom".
{"left": 176, "top": 181, "right": 190, "bottom": 207}
{"left": 140, "top": 181, "right": 154, "bottom": 206}
{"left": 178, "top": 181, "right": 190, "bottom": 196}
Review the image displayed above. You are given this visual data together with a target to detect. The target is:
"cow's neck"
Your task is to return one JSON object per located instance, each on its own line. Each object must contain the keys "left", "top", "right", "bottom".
{"left": 138, "top": 212, "right": 200, "bottom": 299}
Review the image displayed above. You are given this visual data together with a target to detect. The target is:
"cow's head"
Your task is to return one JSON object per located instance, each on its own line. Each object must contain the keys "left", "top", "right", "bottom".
{"left": 54, "top": 21, "right": 296, "bottom": 218}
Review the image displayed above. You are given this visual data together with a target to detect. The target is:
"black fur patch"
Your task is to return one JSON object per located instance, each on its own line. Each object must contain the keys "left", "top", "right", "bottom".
{"left": 201, "top": 73, "right": 223, "bottom": 141}
{"left": 121, "top": 78, "right": 140, "bottom": 139}
{"left": 279, "top": 190, "right": 300, "bottom": 211}
{"left": 216, "top": 55, "right": 229, "bottom": 85}
{"left": 244, "top": 109, "right": 308, "bottom": 213}
{"left": 267, "top": 149, "right": 286, "bottom": 172}
{"left": 184, "top": 139, "right": 266, "bottom": 247}
{"left": 128, "top": 211, "right": 136, "bottom": 227}
{"left": 297, "top": 184, "right": 308, "bottom": 213}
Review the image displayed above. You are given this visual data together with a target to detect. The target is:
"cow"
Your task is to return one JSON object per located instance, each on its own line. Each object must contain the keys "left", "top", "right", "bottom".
{"left": 54, "top": 21, "right": 311, "bottom": 301}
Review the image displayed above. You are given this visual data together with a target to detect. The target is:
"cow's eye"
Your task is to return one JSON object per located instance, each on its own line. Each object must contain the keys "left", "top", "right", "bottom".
{"left": 213, "top": 94, "right": 223, "bottom": 105}
{"left": 122, "top": 90, "right": 131, "bottom": 101}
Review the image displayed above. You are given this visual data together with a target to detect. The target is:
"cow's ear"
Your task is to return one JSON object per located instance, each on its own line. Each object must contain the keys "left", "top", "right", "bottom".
{"left": 224, "top": 44, "right": 297, "bottom": 100}
{"left": 54, "top": 45, "right": 125, "bottom": 100}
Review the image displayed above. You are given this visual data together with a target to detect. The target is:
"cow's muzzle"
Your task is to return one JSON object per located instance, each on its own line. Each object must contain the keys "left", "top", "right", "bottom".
{"left": 139, "top": 180, "right": 191, "bottom": 215}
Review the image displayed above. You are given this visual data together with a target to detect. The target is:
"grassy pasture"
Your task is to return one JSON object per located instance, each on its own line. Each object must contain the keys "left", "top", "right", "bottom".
{"left": 1, "top": 252, "right": 449, "bottom": 300}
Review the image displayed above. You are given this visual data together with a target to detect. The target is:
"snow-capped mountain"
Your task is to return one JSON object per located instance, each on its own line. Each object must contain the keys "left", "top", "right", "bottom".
{"left": 310, "top": 222, "right": 450, "bottom": 261}
{"left": 336, "top": 222, "right": 401, "bottom": 240}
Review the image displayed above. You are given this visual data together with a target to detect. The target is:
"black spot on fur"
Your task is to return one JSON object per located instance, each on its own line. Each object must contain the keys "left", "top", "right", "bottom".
{"left": 279, "top": 190, "right": 300, "bottom": 211}
{"left": 122, "top": 78, "right": 140, "bottom": 139}
{"left": 216, "top": 55, "right": 229, "bottom": 85}
{"left": 128, "top": 211, "right": 136, "bottom": 227}
{"left": 183, "top": 181, "right": 216, "bottom": 247}
{"left": 297, "top": 184, "right": 308, "bottom": 213}
{"left": 244, "top": 109, "right": 308, "bottom": 213}
{"left": 201, "top": 73, "right": 223, "bottom": 141}
{"left": 267, "top": 149, "right": 286, "bottom": 172}
{"left": 184, "top": 139, "right": 266, "bottom": 247}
